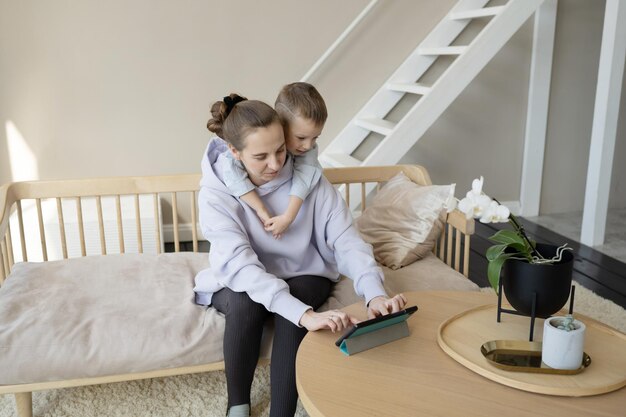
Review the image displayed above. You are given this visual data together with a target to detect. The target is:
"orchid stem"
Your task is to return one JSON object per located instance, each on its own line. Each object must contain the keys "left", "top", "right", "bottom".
{"left": 493, "top": 198, "right": 543, "bottom": 259}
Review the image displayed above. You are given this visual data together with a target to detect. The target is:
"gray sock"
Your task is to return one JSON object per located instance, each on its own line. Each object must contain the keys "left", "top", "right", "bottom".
{"left": 227, "top": 404, "right": 250, "bottom": 417}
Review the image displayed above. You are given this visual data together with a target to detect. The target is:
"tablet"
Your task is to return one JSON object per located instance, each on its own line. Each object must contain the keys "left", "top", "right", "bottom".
{"left": 335, "top": 305, "right": 418, "bottom": 347}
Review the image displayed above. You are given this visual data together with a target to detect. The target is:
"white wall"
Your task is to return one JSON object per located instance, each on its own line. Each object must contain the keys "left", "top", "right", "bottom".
{"left": 1, "top": 0, "right": 623, "bottom": 220}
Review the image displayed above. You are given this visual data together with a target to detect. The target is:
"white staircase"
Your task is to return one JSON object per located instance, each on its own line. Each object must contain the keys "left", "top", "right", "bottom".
{"left": 320, "top": 0, "right": 545, "bottom": 172}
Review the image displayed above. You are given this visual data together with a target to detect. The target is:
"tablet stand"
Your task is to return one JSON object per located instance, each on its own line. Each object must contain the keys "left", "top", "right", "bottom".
{"left": 339, "top": 321, "right": 410, "bottom": 355}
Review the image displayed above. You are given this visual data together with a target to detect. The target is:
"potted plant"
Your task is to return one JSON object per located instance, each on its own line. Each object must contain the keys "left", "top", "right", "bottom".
{"left": 541, "top": 315, "right": 586, "bottom": 370}
{"left": 454, "top": 177, "right": 574, "bottom": 317}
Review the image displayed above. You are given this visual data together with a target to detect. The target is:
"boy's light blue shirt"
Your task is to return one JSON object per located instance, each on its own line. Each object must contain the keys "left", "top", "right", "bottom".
{"left": 193, "top": 137, "right": 387, "bottom": 326}
{"left": 222, "top": 151, "right": 256, "bottom": 197}
{"left": 222, "top": 139, "right": 322, "bottom": 200}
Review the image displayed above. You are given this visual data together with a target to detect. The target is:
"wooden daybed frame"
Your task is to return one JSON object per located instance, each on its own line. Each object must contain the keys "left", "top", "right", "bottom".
{"left": 0, "top": 165, "right": 474, "bottom": 417}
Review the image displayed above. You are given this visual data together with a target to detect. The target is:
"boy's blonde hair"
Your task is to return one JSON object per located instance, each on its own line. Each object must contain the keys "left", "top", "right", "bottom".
{"left": 275, "top": 82, "right": 328, "bottom": 127}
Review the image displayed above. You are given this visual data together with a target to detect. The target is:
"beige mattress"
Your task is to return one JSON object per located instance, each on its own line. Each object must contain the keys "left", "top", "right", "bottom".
{"left": 0, "top": 252, "right": 477, "bottom": 385}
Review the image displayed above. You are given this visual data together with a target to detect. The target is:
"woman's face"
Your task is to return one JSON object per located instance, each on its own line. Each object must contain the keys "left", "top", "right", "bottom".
{"left": 229, "top": 122, "right": 287, "bottom": 186}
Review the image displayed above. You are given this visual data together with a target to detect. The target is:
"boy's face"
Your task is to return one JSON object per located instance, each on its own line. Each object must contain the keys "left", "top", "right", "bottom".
{"left": 284, "top": 116, "right": 323, "bottom": 155}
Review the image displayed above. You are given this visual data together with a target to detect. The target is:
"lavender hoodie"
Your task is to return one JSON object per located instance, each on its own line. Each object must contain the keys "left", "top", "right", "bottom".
{"left": 193, "top": 138, "right": 387, "bottom": 325}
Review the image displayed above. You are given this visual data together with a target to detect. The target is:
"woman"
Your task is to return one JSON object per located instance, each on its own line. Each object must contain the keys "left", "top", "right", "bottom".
{"left": 194, "top": 95, "right": 406, "bottom": 417}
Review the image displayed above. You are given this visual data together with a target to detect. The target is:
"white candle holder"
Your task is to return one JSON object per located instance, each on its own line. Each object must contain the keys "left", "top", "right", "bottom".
{"left": 542, "top": 316, "right": 586, "bottom": 370}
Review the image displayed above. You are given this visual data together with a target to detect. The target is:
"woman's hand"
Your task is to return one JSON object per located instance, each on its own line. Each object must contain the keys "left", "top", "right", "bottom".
{"left": 367, "top": 294, "right": 408, "bottom": 319}
{"left": 299, "top": 309, "right": 359, "bottom": 332}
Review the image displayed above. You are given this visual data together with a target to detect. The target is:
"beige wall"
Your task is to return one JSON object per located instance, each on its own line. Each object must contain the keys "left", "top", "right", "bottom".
{"left": 403, "top": 0, "right": 623, "bottom": 213}
{"left": 312, "top": 0, "right": 456, "bottom": 150}
{"left": 0, "top": 0, "right": 368, "bottom": 182}
{"left": 399, "top": 16, "right": 533, "bottom": 203}
{"left": 541, "top": 0, "right": 605, "bottom": 214}
{"left": 1, "top": 0, "right": 624, "bottom": 218}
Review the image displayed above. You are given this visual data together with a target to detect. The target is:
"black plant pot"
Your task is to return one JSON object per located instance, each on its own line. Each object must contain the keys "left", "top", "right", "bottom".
{"left": 502, "top": 243, "right": 574, "bottom": 318}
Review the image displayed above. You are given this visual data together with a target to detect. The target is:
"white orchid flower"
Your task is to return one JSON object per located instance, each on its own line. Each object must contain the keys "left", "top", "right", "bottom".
{"left": 471, "top": 176, "right": 484, "bottom": 196}
{"left": 458, "top": 190, "right": 491, "bottom": 219}
{"left": 457, "top": 177, "right": 479, "bottom": 218}
{"left": 455, "top": 176, "right": 510, "bottom": 223}
{"left": 457, "top": 196, "right": 474, "bottom": 219}
{"left": 473, "top": 193, "right": 492, "bottom": 217}
{"left": 480, "top": 201, "right": 511, "bottom": 223}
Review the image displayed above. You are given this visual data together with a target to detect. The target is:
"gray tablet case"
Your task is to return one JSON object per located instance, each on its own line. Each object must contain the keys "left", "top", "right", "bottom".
{"left": 339, "top": 321, "right": 410, "bottom": 355}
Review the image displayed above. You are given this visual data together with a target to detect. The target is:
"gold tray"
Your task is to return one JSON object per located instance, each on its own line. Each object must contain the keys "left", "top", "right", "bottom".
{"left": 481, "top": 340, "right": 591, "bottom": 375}
{"left": 438, "top": 303, "right": 626, "bottom": 396}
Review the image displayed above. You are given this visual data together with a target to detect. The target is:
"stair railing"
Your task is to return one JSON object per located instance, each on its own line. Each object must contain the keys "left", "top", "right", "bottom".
{"left": 300, "top": 0, "right": 379, "bottom": 83}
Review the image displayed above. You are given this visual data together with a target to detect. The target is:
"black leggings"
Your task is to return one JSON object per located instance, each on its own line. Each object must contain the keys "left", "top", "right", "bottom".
{"left": 211, "top": 275, "right": 332, "bottom": 417}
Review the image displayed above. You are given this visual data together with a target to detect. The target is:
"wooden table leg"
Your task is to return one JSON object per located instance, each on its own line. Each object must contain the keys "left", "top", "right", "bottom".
{"left": 15, "top": 392, "right": 33, "bottom": 417}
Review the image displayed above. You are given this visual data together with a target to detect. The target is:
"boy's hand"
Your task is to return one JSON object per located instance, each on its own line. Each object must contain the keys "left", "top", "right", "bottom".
{"left": 256, "top": 208, "right": 273, "bottom": 225}
{"left": 264, "top": 213, "right": 295, "bottom": 238}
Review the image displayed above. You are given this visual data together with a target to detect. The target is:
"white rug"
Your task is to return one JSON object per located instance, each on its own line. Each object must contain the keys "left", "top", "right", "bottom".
{"left": 1, "top": 282, "right": 624, "bottom": 417}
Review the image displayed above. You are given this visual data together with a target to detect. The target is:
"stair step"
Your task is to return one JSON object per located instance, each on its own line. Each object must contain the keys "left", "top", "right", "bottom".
{"left": 354, "top": 118, "right": 397, "bottom": 136}
{"left": 418, "top": 46, "right": 467, "bottom": 56}
{"left": 320, "top": 152, "right": 362, "bottom": 168}
{"left": 387, "top": 82, "right": 431, "bottom": 95}
{"left": 324, "top": 0, "right": 545, "bottom": 171}
{"left": 450, "top": 6, "right": 505, "bottom": 20}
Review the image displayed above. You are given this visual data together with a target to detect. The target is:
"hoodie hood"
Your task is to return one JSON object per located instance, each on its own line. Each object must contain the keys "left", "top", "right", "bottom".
{"left": 200, "top": 137, "right": 293, "bottom": 197}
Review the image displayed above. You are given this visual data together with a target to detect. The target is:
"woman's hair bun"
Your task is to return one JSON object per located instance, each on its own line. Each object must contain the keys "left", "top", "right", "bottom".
{"left": 206, "top": 93, "right": 247, "bottom": 136}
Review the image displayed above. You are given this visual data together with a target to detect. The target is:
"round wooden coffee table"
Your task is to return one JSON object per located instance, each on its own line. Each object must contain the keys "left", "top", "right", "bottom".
{"left": 295, "top": 291, "right": 626, "bottom": 417}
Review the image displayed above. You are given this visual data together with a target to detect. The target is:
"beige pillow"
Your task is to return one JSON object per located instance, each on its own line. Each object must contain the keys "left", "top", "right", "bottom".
{"left": 355, "top": 172, "right": 454, "bottom": 270}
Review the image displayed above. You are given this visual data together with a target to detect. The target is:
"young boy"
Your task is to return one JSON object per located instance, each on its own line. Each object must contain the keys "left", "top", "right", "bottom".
{"left": 224, "top": 82, "right": 327, "bottom": 238}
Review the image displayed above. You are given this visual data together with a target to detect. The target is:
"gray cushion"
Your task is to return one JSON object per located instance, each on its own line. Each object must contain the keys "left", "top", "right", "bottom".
{"left": 0, "top": 253, "right": 225, "bottom": 384}
{"left": 0, "top": 250, "right": 477, "bottom": 385}
{"left": 321, "top": 252, "right": 479, "bottom": 311}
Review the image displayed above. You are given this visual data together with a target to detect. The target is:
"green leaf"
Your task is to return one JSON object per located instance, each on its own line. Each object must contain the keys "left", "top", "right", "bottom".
{"left": 485, "top": 244, "right": 507, "bottom": 261}
{"left": 488, "top": 230, "right": 527, "bottom": 253}
{"left": 487, "top": 253, "right": 513, "bottom": 294}
{"left": 489, "top": 230, "right": 525, "bottom": 245}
